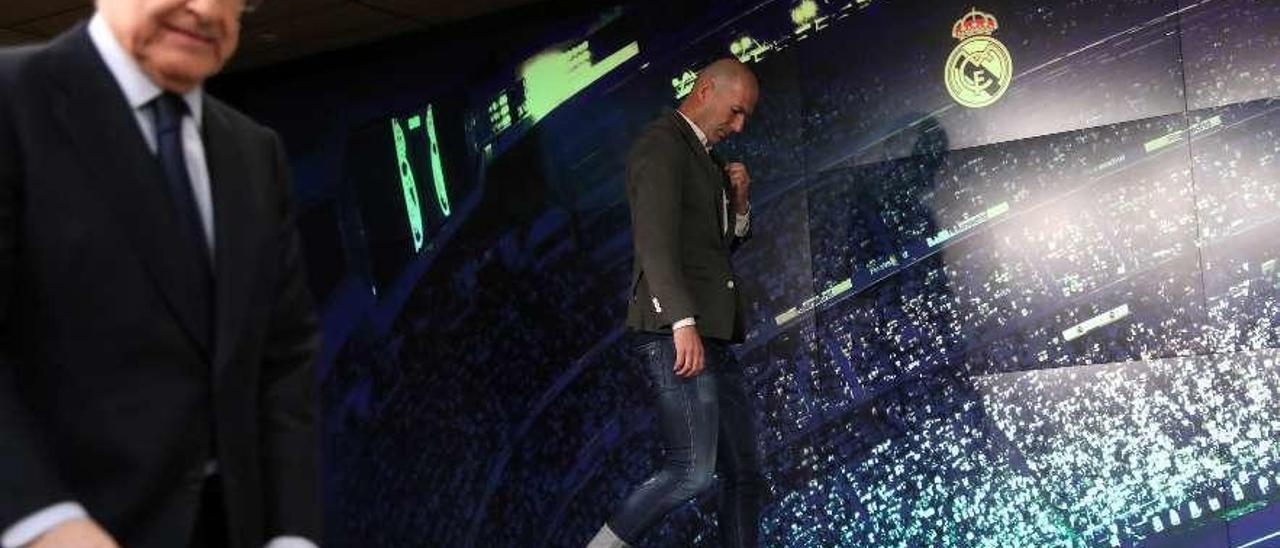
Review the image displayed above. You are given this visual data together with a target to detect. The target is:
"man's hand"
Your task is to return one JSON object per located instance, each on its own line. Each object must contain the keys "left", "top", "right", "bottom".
{"left": 725, "top": 162, "right": 750, "bottom": 214}
{"left": 28, "top": 518, "right": 118, "bottom": 548}
{"left": 673, "top": 325, "right": 705, "bottom": 378}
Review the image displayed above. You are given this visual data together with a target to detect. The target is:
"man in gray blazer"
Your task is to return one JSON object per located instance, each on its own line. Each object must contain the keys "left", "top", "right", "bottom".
{"left": 588, "top": 58, "right": 764, "bottom": 548}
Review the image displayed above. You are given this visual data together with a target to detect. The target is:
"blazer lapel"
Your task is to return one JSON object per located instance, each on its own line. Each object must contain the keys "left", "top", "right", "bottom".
{"left": 708, "top": 149, "right": 733, "bottom": 245}
{"left": 668, "top": 112, "right": 729, "bottom": 242}
{"left": 47, "top": 25, "right": 212, "bottom": 356}
{"left": 204, "top": 101, "right": 264, "bottom": 373}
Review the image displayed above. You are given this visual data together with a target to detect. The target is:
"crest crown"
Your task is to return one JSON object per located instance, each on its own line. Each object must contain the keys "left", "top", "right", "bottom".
{"left": 953, "top": 9, "right": 1000, "bottom": 40}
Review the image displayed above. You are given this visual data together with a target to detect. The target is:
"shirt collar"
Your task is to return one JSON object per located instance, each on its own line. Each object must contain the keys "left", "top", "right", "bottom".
{"left": 675, "top": 110, "right": 709, "bottom": 151}
{"left": 87, "top": 12, "right": 203, "bottom": 127}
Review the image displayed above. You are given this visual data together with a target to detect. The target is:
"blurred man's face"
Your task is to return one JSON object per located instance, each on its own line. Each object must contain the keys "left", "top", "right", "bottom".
{"left": 697, "top": 76, "right": 758, "bottom": 147}
{"left": 99, "top": 0, "right": 243, "bottom": 92}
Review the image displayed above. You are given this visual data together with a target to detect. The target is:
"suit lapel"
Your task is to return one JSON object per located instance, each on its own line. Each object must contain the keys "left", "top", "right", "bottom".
{"left": 204, "top": 101, "right": 262, "bottom": 373}
{"left": 668, "top": 112, "right": 729, "bottom": 243}
{"left": 707, "top": 149, "right": 733, "bottom": 245}
{"left": 47, "top": 25, "right": 212, "bottom": 356}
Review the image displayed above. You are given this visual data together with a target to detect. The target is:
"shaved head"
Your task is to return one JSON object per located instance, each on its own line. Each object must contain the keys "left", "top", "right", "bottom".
{"left": 695, "top": 58, "right": 757, "bottom": 93}
{"left": 678, "top": 58, "right": 759, "bottom": 147}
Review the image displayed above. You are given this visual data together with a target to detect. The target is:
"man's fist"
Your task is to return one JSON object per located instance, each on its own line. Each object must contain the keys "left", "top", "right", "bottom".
{"left": 673, "top": 325, "right": 705, "bottom": 378}
{"left": 724, "top": 162, "right": 750, "bottom": 214}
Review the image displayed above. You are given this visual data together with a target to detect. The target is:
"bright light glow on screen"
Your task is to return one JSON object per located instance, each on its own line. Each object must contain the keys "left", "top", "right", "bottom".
{"left": 774, "top": 278, "right": 854, "bottom": 326}
{"left": 791, "top": 0, "right": 818, "bottom": 26}
{"left": 729, "top": 35, "right": 776, "bottom": 63}
{"left": 926, "top": 201, "right": 1010, "bottom": 247}
{"left": 424, "top": 105, "right": 451, "bottom": 218}
{"left": 1062, "top": 304, "right": 1131, "bottom": 342}
{"left": 521, "top": 40, "right": 640, "bottom": 123}
{"left": 391, "top": 117, "right": 425, "bottom": 252}
{"left": 488, "top": 93, "right": 513, "bottom": 134}
{"left": 792, "top": 0, "right": 831, "bottom": 34}
{"left": 672, "top": 69, "right": 697, "bottom": 100}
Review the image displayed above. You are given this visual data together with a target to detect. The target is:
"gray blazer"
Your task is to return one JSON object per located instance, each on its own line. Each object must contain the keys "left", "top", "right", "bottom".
{"left": 625, "top": 110, "right": 749, "bottom": 343}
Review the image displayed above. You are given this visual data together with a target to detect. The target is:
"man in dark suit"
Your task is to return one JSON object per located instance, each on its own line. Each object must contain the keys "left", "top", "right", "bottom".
{"left": 587, "top": 58, "right": 764, "bottom": 548}
{"left": 0, "top": 0, "right": 320, "bottom": 547}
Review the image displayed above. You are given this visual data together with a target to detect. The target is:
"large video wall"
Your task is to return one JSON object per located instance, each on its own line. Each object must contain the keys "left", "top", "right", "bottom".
{"left": 292, "top": 0, "right": 1280, "bottom": 545}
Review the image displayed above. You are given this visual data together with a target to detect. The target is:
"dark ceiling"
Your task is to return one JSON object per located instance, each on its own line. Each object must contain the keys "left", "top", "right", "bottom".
{"left": 0, "top": 0, "right": 546, "bottom": 70}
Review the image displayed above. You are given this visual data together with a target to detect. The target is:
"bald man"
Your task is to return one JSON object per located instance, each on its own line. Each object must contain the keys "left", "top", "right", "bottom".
{"left": 0, "top": 0, "right": 320, "bottom": 547}
{"left": 587, "top": 58, "right": 765, "bottom": 548}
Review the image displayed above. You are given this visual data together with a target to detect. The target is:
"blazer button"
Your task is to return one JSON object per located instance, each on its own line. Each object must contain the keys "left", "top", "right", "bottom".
{"left": 726, "top": 280, "right": 735, "bottom": 289}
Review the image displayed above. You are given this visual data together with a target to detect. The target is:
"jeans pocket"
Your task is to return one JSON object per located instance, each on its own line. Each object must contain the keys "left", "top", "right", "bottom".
{"left": 637, "top": 339, "right": 677, "bottom": 392}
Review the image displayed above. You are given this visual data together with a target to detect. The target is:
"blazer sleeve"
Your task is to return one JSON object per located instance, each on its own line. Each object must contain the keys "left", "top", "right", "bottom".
{"left": 627, "top": 133, "right": 696, "bottom": 325}
{"left": 258, "top": 131, "right": 323, "bottom": 541}
{"left": 0, "top": 51, "right": 76, "bottom": 529}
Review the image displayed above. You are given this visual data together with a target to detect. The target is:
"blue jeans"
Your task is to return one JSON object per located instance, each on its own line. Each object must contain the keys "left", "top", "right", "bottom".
{"left": 608, "top": 334, "right": 764, "bottom": 547}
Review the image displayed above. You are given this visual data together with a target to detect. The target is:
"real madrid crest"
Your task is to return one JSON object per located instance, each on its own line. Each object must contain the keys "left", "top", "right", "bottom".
{"left": 945, "top": 8, "right": 1013, "bottom": 108}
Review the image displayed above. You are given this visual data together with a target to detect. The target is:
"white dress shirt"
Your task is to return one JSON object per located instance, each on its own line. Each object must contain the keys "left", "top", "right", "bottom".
{"left": 671, "top": 110, "right": 750, "bottom": 331}
{"left": 87, "top": 13, "right": 215, "bottom": 256}
{"left": 2, "top": 14, "right": 312, "bottom": 548}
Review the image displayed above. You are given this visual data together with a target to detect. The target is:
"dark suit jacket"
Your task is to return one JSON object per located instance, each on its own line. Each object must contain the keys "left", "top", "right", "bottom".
{"left": 0, "top": 25, "right": 320, "bottom": 548}
{"left": 625, "top": 110, "right": 748, "bottom": 343}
